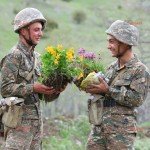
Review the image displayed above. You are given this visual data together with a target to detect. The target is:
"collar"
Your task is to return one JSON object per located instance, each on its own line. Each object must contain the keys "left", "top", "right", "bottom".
{"left": 17, "top": 41, "right": 34, "bottom": 58}
{"left": 113, "top": 54, "right": 139, "bottom": 71}
{"left": 125, "top": 54, "right": 139, "bottom": 68}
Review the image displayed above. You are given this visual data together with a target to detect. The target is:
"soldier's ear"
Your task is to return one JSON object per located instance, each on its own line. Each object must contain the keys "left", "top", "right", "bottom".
{"left": 19, "top": 28, "right": 27, "bottom": 36}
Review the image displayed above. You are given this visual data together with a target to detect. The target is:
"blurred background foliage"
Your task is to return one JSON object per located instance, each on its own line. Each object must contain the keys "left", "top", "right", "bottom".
{"left": 0, "top": 0, "right": 150, "bottom": 149}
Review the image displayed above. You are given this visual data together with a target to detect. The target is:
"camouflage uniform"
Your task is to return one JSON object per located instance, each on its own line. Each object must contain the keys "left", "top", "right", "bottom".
{"left": 86, "top": 20, "right": 150, "bottom": 150}
{"left": 0, "top": 7, "right": 47, "bottom": 150}
{"left": 87, "top": 55, "right": 149, "bottom": 150}
{"left": 0, "top": 41, "right": 42, "bottom": 150}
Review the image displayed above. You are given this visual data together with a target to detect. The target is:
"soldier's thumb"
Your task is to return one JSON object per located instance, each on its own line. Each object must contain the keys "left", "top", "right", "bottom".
{"left": 98, "top": 77, "right": 104, "bottom": 83}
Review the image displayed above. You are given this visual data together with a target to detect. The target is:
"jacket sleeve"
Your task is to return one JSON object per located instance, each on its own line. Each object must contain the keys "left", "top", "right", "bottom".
{"left": 1, "top": 53, "right": 33, "bottom": 98}
{"left": 108, "top": 66, "right": 150, "bottom": 107}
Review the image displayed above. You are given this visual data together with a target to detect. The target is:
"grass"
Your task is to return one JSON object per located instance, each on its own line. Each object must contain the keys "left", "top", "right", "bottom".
{"left": 1, "top": 0, "right": 149, "bottom": 65}
{"left": 139, "top": 121, "right": 150, "bottom": 128}
{"left": 42, "top": 116, "right": 150, "bottom": 150}
{"left": 135, "top": 138, "right": 150, "bottom": 150}
{"left": 0, "top": 1, "right": 149, "bottom": 148}
{"left": 42, "top": 116, "right": 90, "bottom": 150}
{"left": 135, "top": 121, "right": 150, "bottom": 150}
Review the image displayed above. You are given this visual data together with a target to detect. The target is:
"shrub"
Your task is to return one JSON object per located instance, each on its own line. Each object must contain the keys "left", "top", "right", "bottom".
{"left": 45, "top": 18, "right": 58, "bottom": 31}
{"left": 43, "top": 18, "right": 59, "bottom": 38}
{"left": 13, "top": 8, "right": 19, "bottom": 14}
{"left": 72, "top": 10, "right": 86, "bottom": 24}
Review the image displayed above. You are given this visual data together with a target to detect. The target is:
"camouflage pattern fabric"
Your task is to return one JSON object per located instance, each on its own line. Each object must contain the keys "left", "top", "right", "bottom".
{"left": 0, "top": 41, "right": 42, "bottom": 149}
{"left": 86, "top": 54, "right": 150, "bottom": 150}
{"left": 2, "top": 118, "right": 42, "bottom": 150}
{"left": 0, "top": 137, "right": 5, "bottom": 150}
{"left": 86, "top": 125, "right": 136, "bottom": 150}
{"left": 105, "top": 20, "right": 139, "bottom": 46}
{"left": 13, "top": 7, "right": 46, "bottom": 33}
{"left": 106, "top": 54, "right": 149, "bottom": 107}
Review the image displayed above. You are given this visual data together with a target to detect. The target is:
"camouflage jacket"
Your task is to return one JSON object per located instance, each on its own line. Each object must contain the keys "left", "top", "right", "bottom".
{"left": 0, "top": 41, "right": 41, "bottom": 119}
{"left": 105, "top": 54, "right": 149, "bottom": 108}
{"left": 101, "top": 54, "right": 150, "bottom": 133}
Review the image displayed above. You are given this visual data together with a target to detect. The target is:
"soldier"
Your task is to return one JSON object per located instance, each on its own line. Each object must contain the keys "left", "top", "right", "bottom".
{"left": 86, "top": 20, "right": 150, "bottom": 150}
{"left": 0, "top": 8, "right": 59, "bottom": 149}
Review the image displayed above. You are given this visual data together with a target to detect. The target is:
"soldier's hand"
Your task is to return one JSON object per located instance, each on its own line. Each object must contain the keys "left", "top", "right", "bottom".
{"left": 53, "top": 84, "right": 67, "bottom": 95}
{"left": 86, "top": 77, "right": 109, "bottom": 94}
{"left": 33, "top": 82, "right": 56, "bottom": 95}
{"left": 59, "top": 84, "right": 68, "bottom": 93}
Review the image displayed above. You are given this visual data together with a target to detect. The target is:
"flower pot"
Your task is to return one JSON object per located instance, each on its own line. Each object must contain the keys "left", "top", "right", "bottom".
{"left": 41, "top": 73, "right": 71, "bottom": 102}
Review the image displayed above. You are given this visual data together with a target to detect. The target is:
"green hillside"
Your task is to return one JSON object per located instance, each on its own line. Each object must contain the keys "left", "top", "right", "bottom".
{"left": 0, "top": 0, "right": 149, "bottom": 66}
{"left": 0, "top": 0, "right": 150, "bottom": 149}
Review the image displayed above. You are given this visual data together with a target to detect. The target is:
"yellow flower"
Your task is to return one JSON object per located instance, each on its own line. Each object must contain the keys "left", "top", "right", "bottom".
{"left": 66, "top": 51, "right": 74, "bottom": 61}
{"left": 66, "top": 48, "right": 74, "bottom": 61}
{"left": 68, "top": 48, "right": 74, "bottom": 55}
{"left": 46, "top": 46, "right": 52, "bottom": 52}
{"left": 56, "top": 54, "right": 60, "bottom": 60}
{"left": 77, "top": 72, "right": 84, "bottom": 79}
{"left": 54, "top": 59, "right": 59, "bottom": 65}
{"left": 46, "top": 46, "right": 57, "bottom": 57}
{"left": 57, "top": 44, "right": 63, "bottom": 50}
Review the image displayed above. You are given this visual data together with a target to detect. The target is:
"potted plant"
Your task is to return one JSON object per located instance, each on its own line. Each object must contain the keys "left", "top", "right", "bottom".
{"left": 40, "top": 44, "right": 82, "bottom": 102}
{"left": 74, "top": 48, "right": 105, "bottom": 90}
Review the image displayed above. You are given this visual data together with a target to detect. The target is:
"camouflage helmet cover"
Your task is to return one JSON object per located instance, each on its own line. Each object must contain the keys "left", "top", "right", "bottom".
{"left": 106, "top": 20, "right": 139, "bottom": 46}
{"left": 13, "top": 7, "right": 47, "bottom": 33}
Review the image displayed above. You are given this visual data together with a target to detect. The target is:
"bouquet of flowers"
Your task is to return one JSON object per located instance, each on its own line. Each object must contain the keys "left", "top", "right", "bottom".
{"left": 74, "top": 48, "right": 105, "bottom": 90}
{"left": 40, "top": 44, "right": 82, "bottom": 102}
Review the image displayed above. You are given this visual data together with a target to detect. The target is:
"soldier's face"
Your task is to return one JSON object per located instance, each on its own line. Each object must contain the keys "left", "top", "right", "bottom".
{"left": 107, "top": 35, "right": 120, "bottom": 57}
{"left": 27, "top": 22, "right": 43, "bottom": 45}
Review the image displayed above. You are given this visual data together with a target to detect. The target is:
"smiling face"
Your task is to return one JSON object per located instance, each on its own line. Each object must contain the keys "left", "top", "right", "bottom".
{"left": 27, "top": 22, "right": 43, "bottom": 45}
{"left": 107, "top": 34, "right": 120, "bottom": 57}
{"left": 20, "top": 22, "right": 43, "bottom": 46}
{"left": 107, "top": 34, "right": 130, "bottom": 58}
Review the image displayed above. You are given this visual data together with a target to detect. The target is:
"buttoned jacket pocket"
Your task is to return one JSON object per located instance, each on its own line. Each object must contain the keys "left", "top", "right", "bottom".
{"left": 113, "top": 74, "right": 132, "bottom": 86}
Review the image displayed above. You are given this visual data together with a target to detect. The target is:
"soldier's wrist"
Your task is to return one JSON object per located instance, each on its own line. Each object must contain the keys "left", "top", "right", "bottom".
{"left": 27, "top": 84, "right": 34, "bottom": 94}
{"left": 105, "top": 86, "right": 111, "bottom": 97}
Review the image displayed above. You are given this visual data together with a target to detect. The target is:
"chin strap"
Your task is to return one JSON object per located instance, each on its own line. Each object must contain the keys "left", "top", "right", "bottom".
{"left": 22, "top": 28, "right": 37, "bottom": 47}
{"left": 116, "top": 43, "right": 128, "bottom": 58}
{"left": 26, "top": 56, "right": 37, "bottom": 81}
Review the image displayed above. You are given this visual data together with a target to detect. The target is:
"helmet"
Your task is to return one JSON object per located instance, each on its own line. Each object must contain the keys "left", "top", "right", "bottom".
{"left": 13, "top": 7, "right": 47, "bottom": 33}
{"left": 106, "top": 20, "right": 139, "bottom": 46}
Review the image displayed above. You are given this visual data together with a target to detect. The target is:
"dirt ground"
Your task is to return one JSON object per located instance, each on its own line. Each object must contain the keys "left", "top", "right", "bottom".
{"left": 0, "top": 118, "right": 150, "bottom": 149}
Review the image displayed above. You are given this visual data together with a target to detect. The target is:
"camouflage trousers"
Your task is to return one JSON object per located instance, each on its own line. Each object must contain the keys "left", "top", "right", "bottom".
{"left": 2, "top": 118, "right": 42, "bottom": 150}
{"left": 0, "top": 137, "right": 5, "bottom": 150}
{"left": 86, "top": 125, "right": 136, "bottom": 150}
